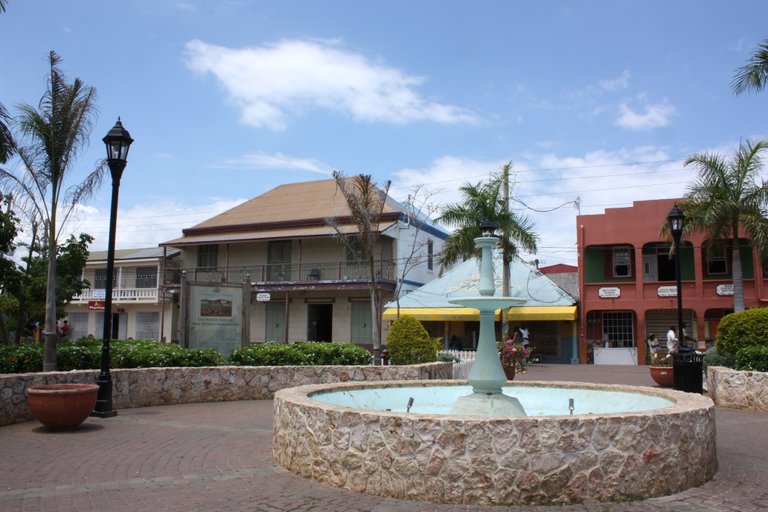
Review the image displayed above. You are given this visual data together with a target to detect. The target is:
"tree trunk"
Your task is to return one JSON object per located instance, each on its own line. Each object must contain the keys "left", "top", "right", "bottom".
{"left": 732, "top": 237, "right": 745, "bottom": 312}
{"left": 501, "top": 165, "right": 511, "bottom": 339}
{"left": 369, "top": 254, "right": 381, "bottom": 364}
{"left": 43, "top": 235, "right": 58, "bottom": 371}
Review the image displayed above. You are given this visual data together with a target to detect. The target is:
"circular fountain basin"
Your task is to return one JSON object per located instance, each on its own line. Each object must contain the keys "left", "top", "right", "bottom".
{"left": 273, "top": 380, "right": 717, "bottom": 505}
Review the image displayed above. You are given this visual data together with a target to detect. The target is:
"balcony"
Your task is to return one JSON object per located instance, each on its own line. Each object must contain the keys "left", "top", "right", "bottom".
{"left": 162, "top": 260, "right": 396, "bottom": 286}
{"left": 71, "top": 287, "right": 160, "bottom": 303}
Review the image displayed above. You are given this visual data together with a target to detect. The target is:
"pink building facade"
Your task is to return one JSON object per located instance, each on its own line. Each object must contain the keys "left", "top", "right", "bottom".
{"left": 577, "top": 198, "right": 768, "bottom": 365}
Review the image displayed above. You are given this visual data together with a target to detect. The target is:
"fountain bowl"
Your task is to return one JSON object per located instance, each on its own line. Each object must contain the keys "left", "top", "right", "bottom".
{"left": 273, "top": 379, "right": 716, "bottom": 505}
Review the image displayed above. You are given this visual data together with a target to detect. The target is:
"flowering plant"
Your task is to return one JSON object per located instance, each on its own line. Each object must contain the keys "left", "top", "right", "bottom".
{"left": 497, "top": 339, "right": 531, "bottom": 372}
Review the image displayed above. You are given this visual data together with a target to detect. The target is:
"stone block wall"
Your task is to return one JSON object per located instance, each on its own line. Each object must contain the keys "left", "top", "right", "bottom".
{"left": 0, "top": 362, "right": 452, "bottom": 427}
{"left": 274, "top": 380, "right": 718, "bottom": 505}
{"left": 707, "top": 366, "right": 768, "bottom": 412}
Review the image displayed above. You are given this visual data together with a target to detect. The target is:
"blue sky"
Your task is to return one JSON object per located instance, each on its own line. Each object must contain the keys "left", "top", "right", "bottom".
{"left": 1, "top": 1, "right": 766, "bottom": 265}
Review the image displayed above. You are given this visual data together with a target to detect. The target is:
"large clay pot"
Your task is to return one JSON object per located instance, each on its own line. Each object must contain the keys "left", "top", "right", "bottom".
{"left": 26, "top": 383, "right": 99, "bottom": 431}
{"left": 503, "top": 365, "right": 516, "bottom": 381}
{"left": 649, "top": 366, "right": 674, "bottom": 387}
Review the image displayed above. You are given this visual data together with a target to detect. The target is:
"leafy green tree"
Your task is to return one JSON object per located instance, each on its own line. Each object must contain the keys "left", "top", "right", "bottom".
{"left": 0, "top": 194, "right": 20, "bottom": 343}
{"left": 680, "top": 140, "right": 768, "bottom": 312}
{"left": 732, "top": 39, "right": 768, "bottom": 95}
{"left": 0, "top": 51, "right": 105, "bottom": 369}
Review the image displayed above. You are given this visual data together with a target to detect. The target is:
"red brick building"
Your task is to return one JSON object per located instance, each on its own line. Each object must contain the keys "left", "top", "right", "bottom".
{"left": 577, "top": 198, "right": 768, "bottom": 365}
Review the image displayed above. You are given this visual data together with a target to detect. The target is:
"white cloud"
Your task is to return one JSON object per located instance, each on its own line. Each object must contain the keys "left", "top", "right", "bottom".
{"left": 53, "top": 198, "right": 245, "bottom": 252}
{"left": 214, "top": 151, "right": 330, "bottom": 175}
{"left": 389, "top": 148, "right": 694, "bottom": 266}
{"left": 599, "top": 70, "right": 630, "bottom": 91}
{"left": 184, "top": 39, "right": 478, "bottom": 130}
{"left": 616, "top": 99, "right": 675, "bottom": 130}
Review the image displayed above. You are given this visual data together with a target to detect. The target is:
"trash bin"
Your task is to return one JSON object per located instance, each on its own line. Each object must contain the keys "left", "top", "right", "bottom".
{"left": 672, "top": 351, "right": 704, "bottom": 393}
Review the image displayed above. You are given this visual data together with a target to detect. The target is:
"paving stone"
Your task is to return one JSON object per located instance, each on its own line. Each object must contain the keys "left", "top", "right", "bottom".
{"left": 0, "top": 365, "right": 765, "bottom": 511}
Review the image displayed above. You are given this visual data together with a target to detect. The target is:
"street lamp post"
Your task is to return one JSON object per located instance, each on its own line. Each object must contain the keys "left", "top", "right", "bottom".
{"left": 92, "top": 118, "right": 133, "bottom": 418}
{"left": 667, "top": 204, "right": 685, "bottom": 350}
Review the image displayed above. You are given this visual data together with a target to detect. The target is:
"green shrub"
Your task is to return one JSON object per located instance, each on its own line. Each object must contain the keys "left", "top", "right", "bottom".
{"left": 57, "top": 339, "right": 101, "bottom": 370}
{"left": 734, "top": 345, "right": 768, "bottom": 372}
{"left": 110, "top": 340, "right": 224, "bottom": 368}
{"left": 716, "top": 308, "right": 768, "bottom": 358}
{"left": 228, "top": 341, "right": 371, "bottom": 366}
{"left": 386, "top": 315, "right": 437, "bottom": 365}
{"left": 702, "top": 345, "right": 734, "bottom": 369}
{"left": 0, "top": 343, "right": 43, "bottom": 373}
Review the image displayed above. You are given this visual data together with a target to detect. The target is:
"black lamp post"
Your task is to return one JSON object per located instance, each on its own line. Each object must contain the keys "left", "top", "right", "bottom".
{"left": 667, "top": 204, "right": 685, "bottom": 350}
{"left": 92, "top": 118, "right": 133, "bottom": 418}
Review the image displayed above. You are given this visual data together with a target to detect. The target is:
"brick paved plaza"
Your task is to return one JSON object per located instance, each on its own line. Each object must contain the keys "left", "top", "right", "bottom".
{"left": 1, "top": 364, "right": 766, "bottom": 512}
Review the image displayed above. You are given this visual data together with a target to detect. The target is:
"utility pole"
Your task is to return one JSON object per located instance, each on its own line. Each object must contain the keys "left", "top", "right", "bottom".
{"left": 501, "top": 162, "right": 512, "bottom": 340}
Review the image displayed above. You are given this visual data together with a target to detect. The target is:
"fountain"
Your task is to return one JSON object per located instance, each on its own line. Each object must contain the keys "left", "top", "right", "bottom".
{"left": 449, "top": 220, "right": 526, "bottom": 416}
{"left": 272, "top": 222, "right": 717, "bottom": 505}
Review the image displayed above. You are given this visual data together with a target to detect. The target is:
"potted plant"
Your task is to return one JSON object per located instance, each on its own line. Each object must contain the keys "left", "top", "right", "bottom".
{"left": 26, "top": 383, "right": 99, "bottom": 431}
{"left": 498, "top": 339, "right": 531, "bottom": 381}
{"left": 649, "top": 352, "right": 674, "bottom": 387}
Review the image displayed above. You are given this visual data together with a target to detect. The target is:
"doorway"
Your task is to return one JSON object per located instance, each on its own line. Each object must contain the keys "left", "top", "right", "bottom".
{"left": 307, "top": 303, "right": 333, "bottom": 342}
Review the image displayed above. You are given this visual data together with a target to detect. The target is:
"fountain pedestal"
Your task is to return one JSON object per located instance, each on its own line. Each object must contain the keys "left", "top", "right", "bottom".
{"left": 449, "top": 235, "right": 526, "bottom": 416}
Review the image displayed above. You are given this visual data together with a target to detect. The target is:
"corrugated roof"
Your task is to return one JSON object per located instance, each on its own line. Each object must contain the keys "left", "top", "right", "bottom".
{"left": 161, "top": 178, "right": 433, "bottom": 247}
{"left": 87, "top": 247, "right": 179, "bottom": 262}
{"left": 162, "top": 222, "right": 397, "bottom": 247}
{"left": 384, "top": 253, "right": 576, "bottom": 310}
{"left": 185, "top": 179, "right": 401, "bottom": 231}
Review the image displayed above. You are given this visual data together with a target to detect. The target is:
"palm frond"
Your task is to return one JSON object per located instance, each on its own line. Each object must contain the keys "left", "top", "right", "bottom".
{"left": 732, "top": 39, "right": 768, "bottom": 95}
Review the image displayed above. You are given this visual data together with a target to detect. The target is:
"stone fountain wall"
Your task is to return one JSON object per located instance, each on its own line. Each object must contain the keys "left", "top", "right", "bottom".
{"left": 0, "top": 363, "right": 452, "bottom": 426}
{"left": 273, "top": 380, "right": 717, "bottom": 506}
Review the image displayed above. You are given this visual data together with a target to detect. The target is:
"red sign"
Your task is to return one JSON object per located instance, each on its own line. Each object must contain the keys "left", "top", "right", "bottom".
{"left": 88, "top": 300, "right": 105, "bottom": 311}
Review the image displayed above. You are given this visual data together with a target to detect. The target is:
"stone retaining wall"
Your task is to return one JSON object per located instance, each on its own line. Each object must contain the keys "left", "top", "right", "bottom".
{"left": 274, "top": 380, "right": 717, "bottom": 505}
{"left": 0, "top": 363, "right": 452, "bottom": 427}
{"left": 707, "top": 366, "right": 768, "bottom": 412}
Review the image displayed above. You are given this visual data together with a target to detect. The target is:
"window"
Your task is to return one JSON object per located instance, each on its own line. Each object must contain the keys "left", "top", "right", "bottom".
{"left": 197, "top": 244, "right": 218, "bottom": 269}
{"left": 612, "top": 247, "right": 631, "bottom": 277}
{"left": 602, "top": 311, "right": 635, "bottom": 347}
{"left": 93, "top": 269, "right": 117, "bottom": 290}
{"left": 707, "top": 243, "right": 727, "bottom": 274}
{"left": 267, "top": 241, "right": 291, "bottom": 281}
{"left": 135, "top": 267, "right": 157, "bottom": 288}
{"left": 134, "top": 312, "right": 159, "bottom": 340}
{"left": 427, "top": 239, "right": 434, "bottom": 271}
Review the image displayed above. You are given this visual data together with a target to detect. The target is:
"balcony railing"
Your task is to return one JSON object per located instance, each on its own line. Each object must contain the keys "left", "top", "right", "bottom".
{"left": 162, "top": 260, "right": 396, "bottom": 286}
{"left": 71, "top": 287, "right": 160, "bottom": 303}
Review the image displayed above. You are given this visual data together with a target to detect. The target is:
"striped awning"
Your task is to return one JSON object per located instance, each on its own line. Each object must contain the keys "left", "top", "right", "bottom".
{"left": 382, "top": 305, "right": 577, "bottom": 322}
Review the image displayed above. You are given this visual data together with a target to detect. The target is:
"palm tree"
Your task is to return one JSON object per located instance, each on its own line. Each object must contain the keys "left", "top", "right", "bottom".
{"left": 0, "top": 51, "right": 105, "bottom": 370}
{"left": 681, "top": 140, "right": 768, "bottom": 312}
{"left": 0, "top": 103, "right": 13, "bottom": 163}
{"left": 327, "top": 171, "right": 391, "bottom": 364}
{"left": 732, "top": 39, "right": 768, "bottom": 95}
{"left": 438, "top": 172, "right": 538, "bottom": 274}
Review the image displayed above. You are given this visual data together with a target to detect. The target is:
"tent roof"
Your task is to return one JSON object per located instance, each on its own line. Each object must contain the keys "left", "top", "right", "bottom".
{"left": 383, "top": 253, "right": 577, "bottom": 321}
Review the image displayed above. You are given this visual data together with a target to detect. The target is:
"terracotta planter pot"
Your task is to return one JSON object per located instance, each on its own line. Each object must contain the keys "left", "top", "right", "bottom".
{"left": 26, "top": 383, "right": 99, "bottom": 431}
{"left": 503, "top": 365, "right": 516, "bottom": 381}
{"left": 649, "top": 366, "right": 674, "bottom": 388}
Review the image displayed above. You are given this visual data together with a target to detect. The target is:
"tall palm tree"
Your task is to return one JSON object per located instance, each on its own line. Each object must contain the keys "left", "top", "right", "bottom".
{"left": 0, "top": 103, "right": 13, "bottom": 163}
{"left": 681, "top": 140, "right": 768, "bottom": 312}
{"left": 732, "top": 38, "right": 768, "bottom": 95}
{"left": 0, "top": 51, "right": 105, "bottom": 370}
{"left": 438, "top": 173, "right": 538, "bottom": 275}
{"left": 328, "top": 171, "right": 391, "bottom": 364}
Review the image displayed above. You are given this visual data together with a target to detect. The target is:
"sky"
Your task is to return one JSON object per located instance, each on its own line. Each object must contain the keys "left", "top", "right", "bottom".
{"left": 1, "top": 0, "right": 766, "bottom": 266}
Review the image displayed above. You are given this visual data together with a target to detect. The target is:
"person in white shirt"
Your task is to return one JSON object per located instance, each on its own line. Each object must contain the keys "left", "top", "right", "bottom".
{"left": 666, "top": 326, "right": 678, "bottom": 353}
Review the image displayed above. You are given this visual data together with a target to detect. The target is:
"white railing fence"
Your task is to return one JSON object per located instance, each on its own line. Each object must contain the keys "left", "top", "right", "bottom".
{"left": 438, "top": 350, "right": 476, "bottom": 380}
